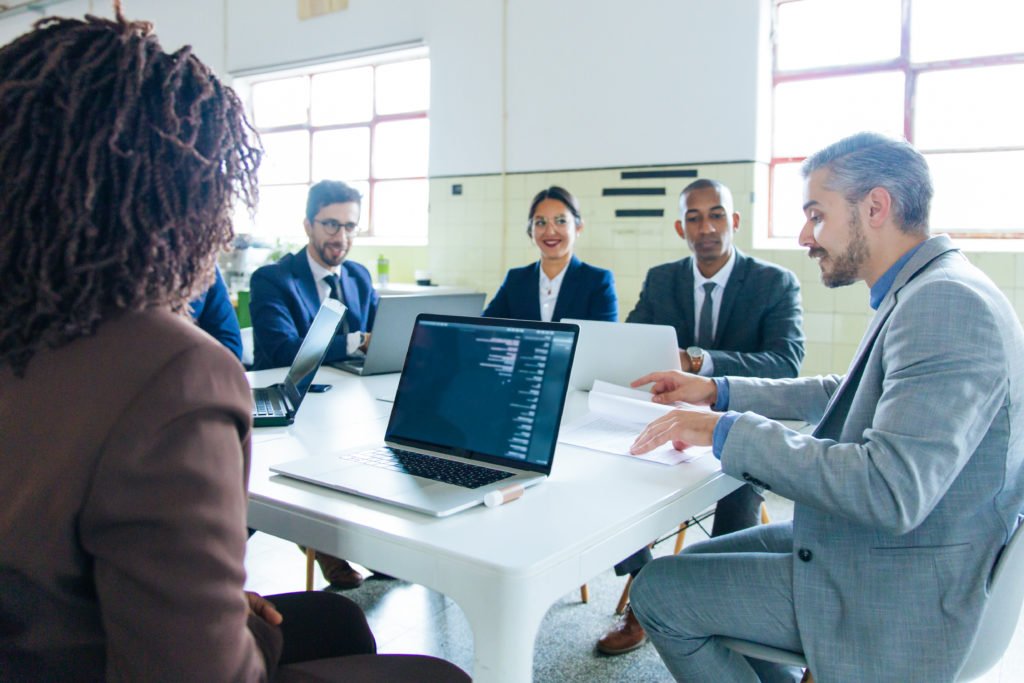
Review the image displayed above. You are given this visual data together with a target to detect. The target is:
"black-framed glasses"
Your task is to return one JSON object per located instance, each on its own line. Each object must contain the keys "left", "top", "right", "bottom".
{"left": 314, "top": 218, "right": 360, "bottom": 235}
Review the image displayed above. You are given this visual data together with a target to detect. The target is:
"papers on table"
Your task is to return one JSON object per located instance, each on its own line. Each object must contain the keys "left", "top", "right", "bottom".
{"left": 559, "top": 380, "right": 713, "bottom": 465}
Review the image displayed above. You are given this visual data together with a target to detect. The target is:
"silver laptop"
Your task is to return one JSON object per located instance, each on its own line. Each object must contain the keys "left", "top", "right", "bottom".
{"left": 252, "top": 299, "right": 346, "bottom": 427}
{"left": 562, "top": 318, "right": 682, "bottom": 391}
{"left": 272, "top": 314, "right": 579, "bottom": 517}
{"left": 332, "top": 292, "right": 486, "bottom": 375}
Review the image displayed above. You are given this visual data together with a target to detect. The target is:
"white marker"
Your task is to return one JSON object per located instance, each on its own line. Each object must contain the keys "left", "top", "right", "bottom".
{"left": 483, "top": 483, "right": 526, "bottom": 508}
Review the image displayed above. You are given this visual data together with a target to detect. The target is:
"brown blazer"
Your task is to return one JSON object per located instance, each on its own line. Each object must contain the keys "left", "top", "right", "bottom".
{"left": 0, "top": 308, "right": 278, "bottom": 682}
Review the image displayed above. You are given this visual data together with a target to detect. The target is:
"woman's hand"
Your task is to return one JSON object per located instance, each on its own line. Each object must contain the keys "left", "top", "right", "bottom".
{"left": 246, "top": 592, "right": 283, "bottom": 626}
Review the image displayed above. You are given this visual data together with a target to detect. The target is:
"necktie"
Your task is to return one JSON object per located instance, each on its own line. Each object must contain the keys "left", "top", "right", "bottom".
{"left": 323, "top": 274, "right": 350, "bottom": 335}
{"left": 697, "top": 282, "right": 715, "bottom": 347}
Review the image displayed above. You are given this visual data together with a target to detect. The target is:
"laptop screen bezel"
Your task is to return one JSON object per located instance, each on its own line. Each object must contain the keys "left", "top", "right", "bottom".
{"left": 384, "top": 313, "right": 579, "bottom": 476}
{"left": 280, "top": 298, "right": 346, "bottom": 409}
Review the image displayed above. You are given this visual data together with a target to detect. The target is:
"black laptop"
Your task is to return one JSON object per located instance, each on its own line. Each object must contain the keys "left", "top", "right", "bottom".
{"left": 251, "top": 298, "right": 345, "bottom": 427}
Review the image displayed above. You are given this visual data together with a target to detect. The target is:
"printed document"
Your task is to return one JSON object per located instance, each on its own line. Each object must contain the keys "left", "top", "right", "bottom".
{"left": 559, "top": 380, "right": 713, "bottom": 465}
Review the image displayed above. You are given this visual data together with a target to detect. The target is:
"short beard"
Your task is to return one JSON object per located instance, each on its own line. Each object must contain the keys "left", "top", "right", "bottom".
{"left": 813, "top": 209, "right": 869, "bottom": 288}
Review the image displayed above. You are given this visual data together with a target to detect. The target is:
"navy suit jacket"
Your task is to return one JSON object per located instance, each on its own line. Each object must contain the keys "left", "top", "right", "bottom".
{"left": 190, "top": 267, "right": 242, "bottom": 360}
{"left": 482, "top": 256, "right": 618, "bottom": 322}
{"left": 249, "top": 247, "right": 379, "bottom": 370}
{"left": 626, "top": 249, "right": 804, "bottom": 378}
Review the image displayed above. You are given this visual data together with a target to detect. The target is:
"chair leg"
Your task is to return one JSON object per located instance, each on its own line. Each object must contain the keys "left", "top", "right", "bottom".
{"left": 761, "top": 502, "right": 771, "bottom": 525}
{"left": 800, "top": 669, "right": 814, "bottom": 683}
{"left": 615, "top": 575, "right": 633, "bottom": 615}
{"left": 673, "top": 521, "right": 688, "bottom": 554}
{"left": 305, "top": 547, "right": 316, "bottom": 591}
{"left": 580, "top": 584, "right": 589, "bottom": 603}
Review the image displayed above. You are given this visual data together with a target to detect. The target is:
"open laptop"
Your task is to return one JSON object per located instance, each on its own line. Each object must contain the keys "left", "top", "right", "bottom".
{"left": 271, "top": 314, "right": 579, "bottom": 516}
{"left": 251, "top": 298, "right": 346, "bottom": 427}
{"left": 562, "top": 318, "right": 682, "bottom": 391}
{"left": 332, "top": 292, "right": 486, "bottom": 376}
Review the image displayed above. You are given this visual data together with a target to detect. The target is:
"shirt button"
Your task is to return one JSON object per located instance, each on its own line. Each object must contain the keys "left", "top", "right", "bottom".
{"left": 798, "top": 548, "right": 813, "bottom": 562}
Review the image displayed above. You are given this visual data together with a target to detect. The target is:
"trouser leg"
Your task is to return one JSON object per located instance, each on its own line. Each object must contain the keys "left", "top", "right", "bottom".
{"left": 267, "top": 591, "right": 377, "bottom": 664}
{"left": 630, "top": 522, "right": 803, "bottom": 683}
{"left": 710, "top": 483, "right": 764, "bottom": 537}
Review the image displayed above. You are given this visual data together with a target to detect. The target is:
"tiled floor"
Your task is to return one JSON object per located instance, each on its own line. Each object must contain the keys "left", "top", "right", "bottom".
{"left": 245, "top": 493, "right": 1024, "bottom": 681}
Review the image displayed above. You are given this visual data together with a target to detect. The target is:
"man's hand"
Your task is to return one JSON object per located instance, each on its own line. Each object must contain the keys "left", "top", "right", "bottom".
{"left": 246, "top": 591, "right": 283, "bottom": 626}
{"left": 630, "top": 408, "right": 721, "bottom": 455}
{"left": 359, "top": 331, "right": 372, "bottom": 353}
{"left": 631, "top": 370, "right": 718, "bottom": 406}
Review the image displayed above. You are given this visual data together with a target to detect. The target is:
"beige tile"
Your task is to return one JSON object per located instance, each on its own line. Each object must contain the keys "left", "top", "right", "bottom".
{"left": 802, "top": 312, "right": 834, "bottom": 344}
{"left": 831, "top": 343, "right": 860, "bottom": 373}
{"left": 801, "top": 342, "right": 836, "bottom": 377}
{"left": 800, "top": 280, "right": 836, "bottom": 313}
{"left": 833, "top": 286, "right": 870, "bottom": 314}
{"left": 970, "top": 253, "right": 1015, "bottom": 289}
{"left": 832, "top": 313, "right": 870, "bottom": 346}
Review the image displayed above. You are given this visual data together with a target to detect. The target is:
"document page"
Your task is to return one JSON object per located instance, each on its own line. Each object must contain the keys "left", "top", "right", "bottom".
{"left": 559, "top": 380, "right": 712, "bottom": 465}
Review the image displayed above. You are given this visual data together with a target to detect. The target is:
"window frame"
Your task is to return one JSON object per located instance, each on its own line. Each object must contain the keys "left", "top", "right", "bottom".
{"left": 769, "top": 0, "right": 1024, "bottom": 244}
{"left": 233, "top": 46, "right": 429, "bottom": 246}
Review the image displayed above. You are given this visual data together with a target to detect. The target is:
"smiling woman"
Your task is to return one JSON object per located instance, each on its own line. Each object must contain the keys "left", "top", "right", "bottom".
{"left": 482, "top": 186, "right": 618, "bottom": 323}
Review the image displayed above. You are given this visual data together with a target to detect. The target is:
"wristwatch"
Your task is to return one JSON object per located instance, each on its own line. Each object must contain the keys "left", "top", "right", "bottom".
{"left": 685, "top": 346, "right": 705, "bottom": 373}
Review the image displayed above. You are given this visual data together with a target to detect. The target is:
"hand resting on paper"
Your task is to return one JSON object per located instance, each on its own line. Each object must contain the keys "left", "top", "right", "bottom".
{"left": 629, "top": 408, "right": 721, "bottom": 455}
{"left": 631, "top": 370, "right": 718, "bottom": 407}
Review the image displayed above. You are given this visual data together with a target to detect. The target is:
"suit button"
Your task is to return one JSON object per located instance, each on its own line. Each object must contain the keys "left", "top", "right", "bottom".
{"left": 798, "top": 548, "right": 812, "bottom": 562}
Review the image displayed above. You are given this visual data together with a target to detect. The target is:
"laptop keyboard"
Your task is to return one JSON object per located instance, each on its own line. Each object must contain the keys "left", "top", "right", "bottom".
{"left": 253, "top": 388, "right": 283, "bottom": 417}
{"left": 340, "top": 447, "right": 515, "bottom": 489}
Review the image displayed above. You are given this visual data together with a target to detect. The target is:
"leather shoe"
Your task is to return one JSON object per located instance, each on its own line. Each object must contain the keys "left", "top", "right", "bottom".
{"left": 315, "top": 552, "right": 364, "bottom": 589}
{"left": 596, "top": 603, "right": 647, "bottom": 655}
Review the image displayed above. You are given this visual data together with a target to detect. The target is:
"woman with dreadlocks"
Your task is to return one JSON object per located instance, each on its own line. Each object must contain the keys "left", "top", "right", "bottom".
{"left": 0, "top": 6, "right": 470, "bottom": 682}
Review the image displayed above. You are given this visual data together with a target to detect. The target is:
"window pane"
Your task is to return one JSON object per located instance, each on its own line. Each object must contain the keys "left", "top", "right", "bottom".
{"left": 251, "top": 77, "right": 309, "bottom": 128}
{"left": 770, "top": 162, "right": 807, "bottom": 239}
{"left": 312, "top": 127, "right": 370, "bottom": 183}
{"left": 311, "top": 67, "right": 373, "bottom": 125}
{"left": 375, "top": 58, "right": 430, "bottom": 115}
{"left": 775, "top": 0, "right": 901, "bottom": 71}
{"left": 373, "top": 118, "right": 429, "bottom": 178}
{"left": 259, "top": 131, "right": 310, "bottom": 185}
{"left": 915, "top": 64, "right": 1024, "bottom": 150}
{"left": 927, "top": 151, "right": 1024, "bottom": 234}
{"left": 373, "top": 179, "right": 428, "bottom": 240}
{"left": 347, "top": 180, "right": 371, "bottom": 234}
{"left": 251, "top": 184, "right": 311, "bottom": 242}
{"left": 911, "top": 0, "right": 1024, "bottom": 62}
{"left": 774, "top": 71, "right": 904, "bottom": 158}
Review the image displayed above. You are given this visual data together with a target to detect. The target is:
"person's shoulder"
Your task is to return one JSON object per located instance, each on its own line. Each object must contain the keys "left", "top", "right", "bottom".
{"left": 342, "top": 259, "right": 372, "bottom": 278}
{"left": 737, "top": 250, "right": 798, "bottom": 283}
{"left": 644, "top": 258, "right": 688, "bottom": 280}
{"left": 253, "top": 249, "right": 303, "bottom": 281}
{"left": 574, "top": 258, "right": 613, "bottom": 279}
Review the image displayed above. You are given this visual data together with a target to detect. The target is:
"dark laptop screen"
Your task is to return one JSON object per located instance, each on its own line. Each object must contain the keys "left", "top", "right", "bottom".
{"left": 282, "top": 298, "right": 345, "bottom": 406}
{"left": 386, "top": 315, "right": 578, "bottom": 473}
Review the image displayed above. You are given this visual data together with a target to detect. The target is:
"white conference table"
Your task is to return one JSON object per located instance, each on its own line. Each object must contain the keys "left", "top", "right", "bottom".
{"left": 246, "top": 366, "right": 741, "bottom": 683}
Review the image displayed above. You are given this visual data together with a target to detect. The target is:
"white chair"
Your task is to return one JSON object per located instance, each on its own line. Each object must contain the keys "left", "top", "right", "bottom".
{"left": 720, "top": 518, "right": 1024, "bottom": 683}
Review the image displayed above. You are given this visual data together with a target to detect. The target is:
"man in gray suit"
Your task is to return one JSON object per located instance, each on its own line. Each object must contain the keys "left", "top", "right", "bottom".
{"left": 597, "top": 180, "right": 805, "bottom": 655}
{"left": 628, "top": 132, "right": 1024, "bottom": 682}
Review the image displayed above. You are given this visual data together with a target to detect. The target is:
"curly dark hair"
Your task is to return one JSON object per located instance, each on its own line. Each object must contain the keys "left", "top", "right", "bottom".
{"left": 0, "top": 1, "right": 261, "bottom": 376}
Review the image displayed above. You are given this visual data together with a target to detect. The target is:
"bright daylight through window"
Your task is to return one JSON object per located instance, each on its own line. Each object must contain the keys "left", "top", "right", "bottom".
{"left": 233, "top": 48, "right": 430, "bottom": 248}
{"left": 770, "top": 0, "right": 1024, "bottom": 244}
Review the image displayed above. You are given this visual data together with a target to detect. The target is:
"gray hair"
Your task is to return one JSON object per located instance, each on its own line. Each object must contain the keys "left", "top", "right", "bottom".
{"left": 801, "top": 132, "right": 932, "bottom": 236}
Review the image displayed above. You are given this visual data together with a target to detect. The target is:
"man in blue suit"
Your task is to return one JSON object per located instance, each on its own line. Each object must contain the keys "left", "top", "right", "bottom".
{"left": 249, "top": 180, "right": 379, "bottom": 589}
{"left": 190, "top": 266, "right": 242, "bottom": 361}
{"left": 597, "top": 179, "right": 805, "bottom": 655}
{"left": 250, "top": 180, "right": 379, "bottom": 372}
{"left": 629, "top": 133, "right": 1024, "bottom": 682}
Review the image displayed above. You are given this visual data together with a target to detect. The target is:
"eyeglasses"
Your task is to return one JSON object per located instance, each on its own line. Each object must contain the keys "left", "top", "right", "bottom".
{"left": 314, "top": 218, "right": 360, "bottom": 235}
{"left": 530, "top": 215, "right": 574, "bottom": 230}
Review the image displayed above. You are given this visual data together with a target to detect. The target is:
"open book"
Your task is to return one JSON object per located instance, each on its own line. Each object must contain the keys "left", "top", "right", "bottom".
{"left": 559, "top": 380, "right": 713, "bottom": 465}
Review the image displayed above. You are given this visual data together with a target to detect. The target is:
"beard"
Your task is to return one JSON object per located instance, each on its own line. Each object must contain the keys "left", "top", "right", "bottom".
{"left": 313, "top": 237, "right": 347, "bottom": 267}
{"left": 810, "top": 211, "right": 869, "bottom": 288}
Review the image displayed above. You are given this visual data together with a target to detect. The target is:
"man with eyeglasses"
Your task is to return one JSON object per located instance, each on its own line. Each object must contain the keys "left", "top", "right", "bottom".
{"left": 250, "top": 180, "right": 378, "bottom": 373}
{"left": 249, "top": 180, "right": 380, "bottom": 589}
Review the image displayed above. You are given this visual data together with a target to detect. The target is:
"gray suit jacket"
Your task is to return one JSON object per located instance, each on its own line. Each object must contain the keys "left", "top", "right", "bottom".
{"left": 722, "top": 235, "right": 1024, "bottom": 682}
{"left": 626, "top": 249, "right": 805, "bottom": 378}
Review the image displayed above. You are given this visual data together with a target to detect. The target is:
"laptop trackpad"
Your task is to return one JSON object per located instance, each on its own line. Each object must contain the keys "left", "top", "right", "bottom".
{"left": 333, "top": 465, "right": 438, "bottom": 496}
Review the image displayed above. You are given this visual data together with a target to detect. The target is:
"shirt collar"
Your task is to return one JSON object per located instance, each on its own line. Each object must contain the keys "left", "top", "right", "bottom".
{"left": 692, "top": 248, "right": 736, "bottom": 290}
{"left": 306, "top": 248, "right": 341, "bottom": 282}
{"left": 869, "top": 242, "right": 924, "bottom": 310}
{"left": 539, "top": 262, "right": 569, "bottom": 288}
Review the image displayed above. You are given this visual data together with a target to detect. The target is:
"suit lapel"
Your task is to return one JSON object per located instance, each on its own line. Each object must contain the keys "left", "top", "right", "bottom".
{"left": 294, "top": 248, "right": 322, "bottom": 322}
{"left": 552, "top": 256, "right": 581, "bottom": 322}
{"left": 526, "top": 261, "right": 543, "bottom": 320}
{"left": 714, "top": 250, "right": 748, "bottom": 348}
{"left": 675, "top": 258, "right": 696, "bottom": 346}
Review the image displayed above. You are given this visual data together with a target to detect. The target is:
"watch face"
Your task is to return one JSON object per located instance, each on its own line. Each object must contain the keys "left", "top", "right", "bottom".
{"left": 686, "top": 346, "right": 702, "bottom": 359}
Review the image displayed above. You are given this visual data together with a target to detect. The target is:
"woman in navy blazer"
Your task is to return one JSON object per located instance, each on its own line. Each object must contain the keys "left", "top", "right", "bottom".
{"left": 483, "top": 186, "right": 617, "bottom": 322}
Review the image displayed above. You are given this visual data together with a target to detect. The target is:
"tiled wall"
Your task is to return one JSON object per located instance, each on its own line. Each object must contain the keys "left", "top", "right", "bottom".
{"left": 424, "top": 163, "right": 1024, "bottom": 378}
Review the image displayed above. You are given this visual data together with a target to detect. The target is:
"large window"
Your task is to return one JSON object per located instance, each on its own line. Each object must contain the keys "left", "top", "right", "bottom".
{"left": 233, "top": 48, "right": 430, "bottom": 246}
{"left": 770, "top": 0, "right": 1024, "bottom": 244}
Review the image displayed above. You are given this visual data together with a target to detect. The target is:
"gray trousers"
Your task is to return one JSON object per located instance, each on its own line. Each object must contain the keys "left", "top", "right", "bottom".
{"left": 629, "top": 522, "right": 804, "bottom": 683}
{"left": 614, "top": 483, "right": 765, "bottom": 576}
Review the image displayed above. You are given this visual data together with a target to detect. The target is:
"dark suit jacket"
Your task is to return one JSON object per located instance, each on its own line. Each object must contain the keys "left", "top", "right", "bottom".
{"left": 0, "top": 309, "right": 278, "bottom": 681}
{"left": 249, "top": 247, "right": 379, "bottom": 370}
{"left": 482, "top": 256, "right": 618, "bottom": 322}
{"left": 190, "top": 266, "right": 243, "bottom": 360}
{"left": 626, "top": 249, "right": 804, "bottom": 378}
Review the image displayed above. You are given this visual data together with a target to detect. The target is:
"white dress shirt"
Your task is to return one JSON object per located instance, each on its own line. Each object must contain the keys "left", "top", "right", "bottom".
{"left": 690, "top": 249, "right": 736, "bottom": 376}
{"left": 306, "top": 250, "right": 365, "bottom": 355}
{"left": 538, "top": 263, "right": 568, "bottom": 322}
